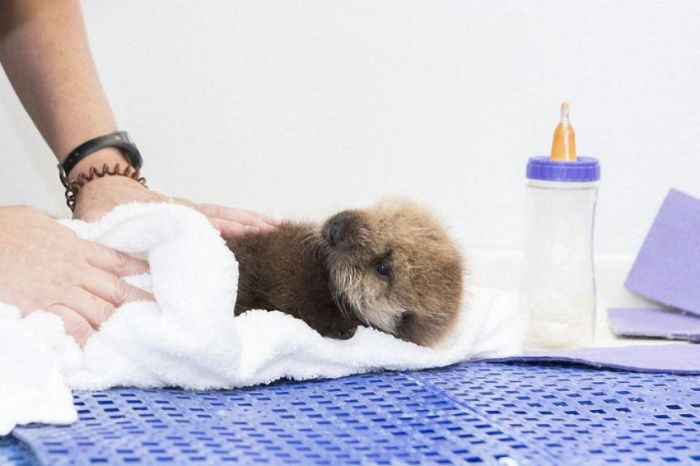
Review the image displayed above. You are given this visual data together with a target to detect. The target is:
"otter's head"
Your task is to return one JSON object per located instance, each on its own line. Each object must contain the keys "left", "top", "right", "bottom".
{"left": 319, "top": 199, "right": 464, "bottom": 346}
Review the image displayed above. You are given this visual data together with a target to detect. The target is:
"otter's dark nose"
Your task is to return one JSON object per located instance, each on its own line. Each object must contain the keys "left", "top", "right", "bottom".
{"left": 327, "top": 211, "right": 357, "bottom": 249}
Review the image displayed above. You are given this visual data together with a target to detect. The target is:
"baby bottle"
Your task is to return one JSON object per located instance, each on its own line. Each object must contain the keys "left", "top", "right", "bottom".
{"left": 520, "top": 102, "right": 601, "bottom": 350}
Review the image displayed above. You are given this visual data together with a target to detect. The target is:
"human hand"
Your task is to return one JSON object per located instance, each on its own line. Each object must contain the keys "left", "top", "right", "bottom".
{"left": 72, "top": 174, "right": 279, "bottom": 239}
{"left": 0, "top": 206, "right": 153, "bottom": 345}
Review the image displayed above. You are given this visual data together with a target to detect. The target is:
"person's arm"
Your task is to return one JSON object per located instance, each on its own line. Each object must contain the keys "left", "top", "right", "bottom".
{"left": 0, "top": 0, "right": 278, "bottom": 236}
{"left": 0, "top": 0, "right": 123, "bottom": 171}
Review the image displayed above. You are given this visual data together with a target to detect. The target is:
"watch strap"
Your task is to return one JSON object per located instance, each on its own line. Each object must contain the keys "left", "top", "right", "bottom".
{"left": 59, "top": 131, "right": 143, "bottom": 188}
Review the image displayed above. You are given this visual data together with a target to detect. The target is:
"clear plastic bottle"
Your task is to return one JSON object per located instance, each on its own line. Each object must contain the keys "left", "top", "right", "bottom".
{"left": 520, "top": 156, "right": 601, "bottom": 350}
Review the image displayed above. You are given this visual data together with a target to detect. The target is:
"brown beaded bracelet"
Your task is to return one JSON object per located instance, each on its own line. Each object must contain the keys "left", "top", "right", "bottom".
{"left": 65, "top": 163, "right": 147, "bottom": 211}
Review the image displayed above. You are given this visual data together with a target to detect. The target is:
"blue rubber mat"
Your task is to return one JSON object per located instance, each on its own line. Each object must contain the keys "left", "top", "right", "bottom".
{"left": 0, "top": 436, "right": 36, "bottom": 466}
{"left": 4, "top": 361, "right": 700, "bottom": 465}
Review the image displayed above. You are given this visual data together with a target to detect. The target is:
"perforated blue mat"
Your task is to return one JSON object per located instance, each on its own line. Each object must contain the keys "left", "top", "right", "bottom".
{"left": 3, "top": 361, "right": 699, "bottom": 465}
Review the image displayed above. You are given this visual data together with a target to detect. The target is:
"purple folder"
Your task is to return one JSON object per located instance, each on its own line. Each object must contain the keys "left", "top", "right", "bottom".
{"left": 485, "top": 343, "right": 700, "bottom": 375}
{"left": 608, "top": 307, "right": 700, "bottom": 342}
{"left": 625, "top": 189, "right": 700, "bottom": 316}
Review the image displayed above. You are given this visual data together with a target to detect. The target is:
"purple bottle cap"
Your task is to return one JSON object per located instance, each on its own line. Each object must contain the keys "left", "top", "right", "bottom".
{"left": 526, "top": 156, "right": 600, "bottom": 182}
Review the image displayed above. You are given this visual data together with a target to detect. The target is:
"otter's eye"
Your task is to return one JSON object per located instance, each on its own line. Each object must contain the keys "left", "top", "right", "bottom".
{"left": 376, "top": 263, "right": 391, "bottom": 277}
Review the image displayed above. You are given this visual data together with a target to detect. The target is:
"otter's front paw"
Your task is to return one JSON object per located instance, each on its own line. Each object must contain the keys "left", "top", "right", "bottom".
{"left": 321, "top": 324, "right": 357, "bottom": 340}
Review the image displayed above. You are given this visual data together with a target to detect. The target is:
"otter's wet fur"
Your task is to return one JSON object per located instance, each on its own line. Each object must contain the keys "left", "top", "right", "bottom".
{"left": 227, "top": 199, "right": 464, "bottom": 346}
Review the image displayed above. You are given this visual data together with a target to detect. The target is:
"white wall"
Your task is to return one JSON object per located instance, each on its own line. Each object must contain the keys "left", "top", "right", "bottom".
{"left": 2, "top": 0, "right": 699, "bottom": 257}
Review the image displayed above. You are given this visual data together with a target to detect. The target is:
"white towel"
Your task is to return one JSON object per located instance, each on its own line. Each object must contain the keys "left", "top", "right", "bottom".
{"left": 0, "top": 203, "right": 522, "bottom": 435}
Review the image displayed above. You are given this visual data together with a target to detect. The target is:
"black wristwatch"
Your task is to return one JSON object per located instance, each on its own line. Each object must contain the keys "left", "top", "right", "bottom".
{"left": 58, "top": 131, "right": 143, "bottom": 188}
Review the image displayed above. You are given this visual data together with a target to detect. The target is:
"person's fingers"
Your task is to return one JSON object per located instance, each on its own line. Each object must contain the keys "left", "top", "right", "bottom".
{"left": 211, "top": 213, "right": 276, "bottom": 234}
{"left": 81, "top": 268, "right": 154, "bottom": 306}
{"left": 209, "top": 218, "right": 264, "bottom": 239}
{"left": 197, "top": 204, "right": 279, "bottom": 230}
{"left": 45, "top": 304, "right": 94, "bottom": 346}
{"left": 169, "top": 198, "right": 280, "bottom": 230}
{"left": 170, "top": 196, "right": 195, "bottom": 208}
{"left": 84, "top": 241, "right": 149, "bottom": 277}
{"left": 233, "top": 209, "right": 280, "bottom": 228}
{"left": 236, "top": 208, "right": 281, "bottom": 226}
{"left": 62, "top": 286, "right": 117, "bottom": 329}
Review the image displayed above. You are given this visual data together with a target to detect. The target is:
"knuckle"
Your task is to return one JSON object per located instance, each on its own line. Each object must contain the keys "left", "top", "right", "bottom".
{"left": 205, "top": 204, "right": 222, "bottom": 218}
{"left": 112, "top": 278, "right": 130, "bottom": 304}
{"left": 61, "top": 283, "right": 81, "bottom": 300}
{"left": 112, "top": 250, "right": 130, "bottom": 273}
{"left": 99, "top": 301, "right": 116, "bottom": 323}
{"left": 63, "top": 313, "right": 92, "bottom": 342}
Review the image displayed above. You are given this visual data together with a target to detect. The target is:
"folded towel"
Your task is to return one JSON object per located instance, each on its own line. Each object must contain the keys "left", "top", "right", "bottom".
{"left": 0, "top": 203, "right": 522, "bottom": 435}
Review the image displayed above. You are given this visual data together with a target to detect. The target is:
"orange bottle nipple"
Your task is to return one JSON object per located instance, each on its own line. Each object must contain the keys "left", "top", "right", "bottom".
{"left": 550, "top": 101, "right": 577, "bottom": 161}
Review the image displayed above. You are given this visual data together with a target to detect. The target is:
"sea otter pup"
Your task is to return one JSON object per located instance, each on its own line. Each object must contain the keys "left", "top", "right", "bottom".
{"left": 227, "top": 199, "right": 464, "bottom": 346}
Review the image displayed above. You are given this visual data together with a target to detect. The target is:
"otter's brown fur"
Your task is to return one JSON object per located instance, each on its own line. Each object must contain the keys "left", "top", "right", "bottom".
{"left": 228, "top": 199, "right": 464, "bottom": 346}
{"left": 228, "top": 223, "right": 360, "bottom": 339}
